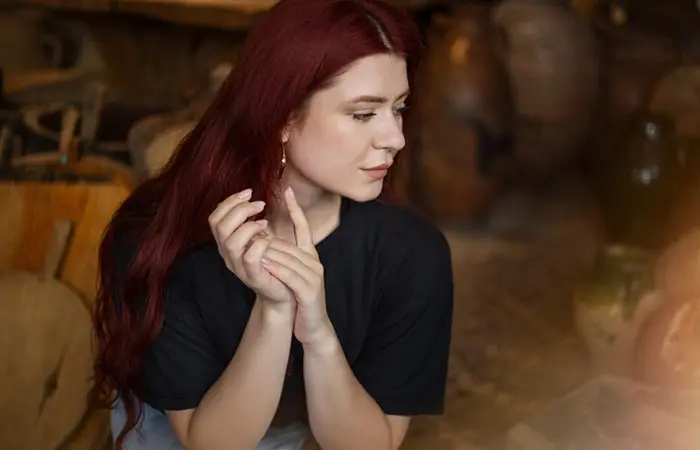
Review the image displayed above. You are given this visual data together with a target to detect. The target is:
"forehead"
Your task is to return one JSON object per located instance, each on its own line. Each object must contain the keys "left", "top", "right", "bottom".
{"left": 319, "top": 54, "right": 409, "bottom": 102}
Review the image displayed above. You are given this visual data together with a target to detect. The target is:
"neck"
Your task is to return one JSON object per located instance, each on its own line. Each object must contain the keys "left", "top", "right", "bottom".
{"left": 267, "top": 167, "right": 341, "bottom": 244}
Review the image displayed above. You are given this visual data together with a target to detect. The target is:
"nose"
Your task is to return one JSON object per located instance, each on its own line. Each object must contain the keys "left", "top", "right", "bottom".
{"left": 373, "top": 112, "right": 405, "bottom": 155}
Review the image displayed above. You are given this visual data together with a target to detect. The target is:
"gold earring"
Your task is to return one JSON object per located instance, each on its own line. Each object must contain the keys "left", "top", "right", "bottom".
{"left": 278, "top": 144, "right": 287, "bottom": 180}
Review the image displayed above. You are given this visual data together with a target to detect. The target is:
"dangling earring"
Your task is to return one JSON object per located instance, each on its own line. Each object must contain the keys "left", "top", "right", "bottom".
{"left": 278, "top": 143, "right": 287, "bottom": 180}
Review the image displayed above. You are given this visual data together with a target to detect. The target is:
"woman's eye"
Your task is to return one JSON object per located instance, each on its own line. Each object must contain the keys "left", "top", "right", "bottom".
{"left": 394, "top": 105, "right": 409, "bottom": 115}
{"left": 352, "top": 112, "right": 376, "bottom": 122}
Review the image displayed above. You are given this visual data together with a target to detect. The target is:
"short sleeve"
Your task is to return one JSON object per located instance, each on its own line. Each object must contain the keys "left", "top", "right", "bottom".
{"left": 113, "top": 242, "right": 226, "bottom": 412}
{"left": 352, "top": 229, "right": 454, "bottom": 416}
{"left": 137, "top": 256, "right": 226, "bottom": 411}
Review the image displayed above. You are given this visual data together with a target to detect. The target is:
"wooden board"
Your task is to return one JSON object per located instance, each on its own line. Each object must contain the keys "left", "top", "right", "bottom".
{"left": 0, "top": 180, "right": 131, "bottom": 306}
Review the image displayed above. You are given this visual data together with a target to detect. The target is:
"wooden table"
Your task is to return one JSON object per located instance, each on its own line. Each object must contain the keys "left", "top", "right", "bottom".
{"left": 505, "top": 375, "right": 700, "bottom": 450}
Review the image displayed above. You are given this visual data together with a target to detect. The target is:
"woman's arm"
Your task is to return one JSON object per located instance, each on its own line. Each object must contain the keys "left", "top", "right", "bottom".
{"left": 300, "top": 333, "right": 409, "bottom": 450}
{"left": 167, "top": 299, "right": 295, "bottom": 450}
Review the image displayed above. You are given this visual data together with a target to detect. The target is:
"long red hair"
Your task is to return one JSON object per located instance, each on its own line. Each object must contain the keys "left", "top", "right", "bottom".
{"left": 91, "top": 0, "right": 422, "bottom": 447}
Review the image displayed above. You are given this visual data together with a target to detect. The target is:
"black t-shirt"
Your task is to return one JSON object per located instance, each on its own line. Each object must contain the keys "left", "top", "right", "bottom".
{"left": 118, "top": 197, "right": 454, "bottom": 423}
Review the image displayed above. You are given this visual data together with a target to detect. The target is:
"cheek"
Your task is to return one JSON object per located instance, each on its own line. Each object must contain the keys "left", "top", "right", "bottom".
{"left": 293, "top": 123, "right": 367, "bottom": 170}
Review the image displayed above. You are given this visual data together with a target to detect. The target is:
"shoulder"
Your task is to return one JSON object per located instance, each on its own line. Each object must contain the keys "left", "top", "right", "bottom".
{"left": 352, "top": 199, "right": 451, "bottom": 263}
{"left": 348, "top": 200, "right": 453, "bottom": 307}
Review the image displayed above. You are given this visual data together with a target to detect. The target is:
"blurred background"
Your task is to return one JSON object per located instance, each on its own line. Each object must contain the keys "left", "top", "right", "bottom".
{"left": 2, "top": 0, "right": 700, "bottom": 448}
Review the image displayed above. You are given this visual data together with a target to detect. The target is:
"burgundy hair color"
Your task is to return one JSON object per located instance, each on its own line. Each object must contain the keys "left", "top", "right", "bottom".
{"left": 91, "top": 0, "right": 422, "bottom": 447}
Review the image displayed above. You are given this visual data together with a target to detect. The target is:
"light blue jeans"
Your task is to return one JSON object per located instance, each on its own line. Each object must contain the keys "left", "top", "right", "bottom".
{"left": 110, "top": 398, "right": 310, "bottom": 449}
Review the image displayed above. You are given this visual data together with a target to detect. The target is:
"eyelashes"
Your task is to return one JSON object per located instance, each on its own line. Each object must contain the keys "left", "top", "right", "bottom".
{"left": 352, "top": 105, "right": 409, "bottom": 123}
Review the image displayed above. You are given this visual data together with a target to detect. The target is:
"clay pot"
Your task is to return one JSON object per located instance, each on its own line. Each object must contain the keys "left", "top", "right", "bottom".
{"left": 127, "top": 110, "right": 196, "bottom": 180}
{"left": 634, "top": 296, "right": 700, "bottom": 391}
{"left": 599, "top": 24, "right": 679, "bottom": 128}
{"left": 649, "top": 65, "right": 700, "bottom": 175}
{"left": 409, "top": 4, "right": 514, "bottom": 223}
{"left": 650, "top": 66, "right": 700, "bottom": 240}
{"left": 493, "top": 0, "right": 599, "bottom": 182}
{"left": 574, "top": 244, "right": 661, "bottom": 375}
{"left": 597, "top": 113, "right": 683, "bottom": 250}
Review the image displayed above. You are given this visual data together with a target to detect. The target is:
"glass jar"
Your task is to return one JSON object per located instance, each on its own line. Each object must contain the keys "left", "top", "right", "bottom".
{"left": 597, "top": 113, "right": 683, "bottom": 250}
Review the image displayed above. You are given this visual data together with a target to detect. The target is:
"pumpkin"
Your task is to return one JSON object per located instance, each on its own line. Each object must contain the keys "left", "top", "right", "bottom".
{"left": 634, "top": 296, "right": 700, "bottom": 391}
{"left": 655, "top": 228, "right": 700, "bottom": 301}
{"left": 573, "top": 244, "right": 660, "bottom": 375}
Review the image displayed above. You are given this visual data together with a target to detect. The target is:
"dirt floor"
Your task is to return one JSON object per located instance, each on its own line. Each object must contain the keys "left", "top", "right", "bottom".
{"left": 402, "top": 175, "right": 605, "bottom": 450}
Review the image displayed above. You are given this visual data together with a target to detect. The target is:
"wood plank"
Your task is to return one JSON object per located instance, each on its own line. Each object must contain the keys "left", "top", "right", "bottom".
{"left": 0, "top": 180, "right": 131, "bottom": 307}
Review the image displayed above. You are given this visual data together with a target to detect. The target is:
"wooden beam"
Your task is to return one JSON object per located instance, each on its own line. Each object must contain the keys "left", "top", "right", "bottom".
{"left": 4, "top": 0, "right": 273, "bottom": 30}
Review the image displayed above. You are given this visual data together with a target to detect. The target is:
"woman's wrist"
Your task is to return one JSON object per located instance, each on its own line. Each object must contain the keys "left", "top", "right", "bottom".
{"left": 255, "top": 296, "right": 296, "bottom": 326}
{"left": 301, "top": 320, "right": 340, "bottom": 357}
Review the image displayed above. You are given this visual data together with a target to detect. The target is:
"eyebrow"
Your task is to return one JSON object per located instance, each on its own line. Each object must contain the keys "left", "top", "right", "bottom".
{"left": 348, "top": 90, "right": 410, "bottom": 104}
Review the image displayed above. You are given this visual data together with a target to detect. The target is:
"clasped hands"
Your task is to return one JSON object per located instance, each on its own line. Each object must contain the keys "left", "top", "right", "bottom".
{"left": 208, "top": 186, "right": 335, "bottom": 351}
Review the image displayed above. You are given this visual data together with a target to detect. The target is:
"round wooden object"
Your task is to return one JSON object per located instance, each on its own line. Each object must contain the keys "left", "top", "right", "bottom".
{"left": 0, "top": 271, "right": 94, "bottom": 450}
{"left": 493, "top": 0, "right": 599, "bottom": 181}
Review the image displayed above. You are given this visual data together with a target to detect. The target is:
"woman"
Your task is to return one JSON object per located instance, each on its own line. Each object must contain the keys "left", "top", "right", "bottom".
{"left": 92, "top": 0, "right": 454, "bottom": 449}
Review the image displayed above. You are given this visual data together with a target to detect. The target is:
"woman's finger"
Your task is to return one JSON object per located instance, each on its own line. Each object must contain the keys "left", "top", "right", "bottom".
{"left": 268, "top": 239, "right": 323, "bottom": 274}
{"left": 262, "top": 257, "right": 309, "bottom": 298}
{"left": 223, "top": 220, "right": 268, "bottom": 270}
{"left": 243, "top": 235, "right": 273, "bottom": 281}
{"left": 283, "top": 187, "right": 315, "bottom": 253}
{"left": 214, "top": 200, "right": 266, "bottom": 239}
{"left": 209, "top": 188, "right": 252, "bottom": 225}
{"left": 262, "top": 247, "right": 316, "bottom": 285}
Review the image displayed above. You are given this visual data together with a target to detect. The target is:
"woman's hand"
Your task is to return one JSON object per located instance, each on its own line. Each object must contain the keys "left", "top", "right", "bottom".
{"left": 260, "top": 188, "right": 336, "bottom": 350}
{"left": 209, "top": 188, "right": 295, "bottom": 312}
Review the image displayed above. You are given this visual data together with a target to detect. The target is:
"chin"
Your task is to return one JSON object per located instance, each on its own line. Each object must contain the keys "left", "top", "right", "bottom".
{"left": 342, "top": 181, "right": 384, "bottom": 203}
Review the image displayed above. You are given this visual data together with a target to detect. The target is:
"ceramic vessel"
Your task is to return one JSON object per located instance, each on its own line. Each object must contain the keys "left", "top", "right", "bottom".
{"left": 574, "top": 244, "right": 661, "bottom": 375}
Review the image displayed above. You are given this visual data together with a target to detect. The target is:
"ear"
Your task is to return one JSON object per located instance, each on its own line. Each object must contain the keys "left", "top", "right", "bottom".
{"left": 282, "top": 108, "right": 305, "bottom": 144}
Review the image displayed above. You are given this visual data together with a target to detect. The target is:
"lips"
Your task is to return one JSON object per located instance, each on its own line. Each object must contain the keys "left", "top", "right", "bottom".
{"left": 363, "top": 162, "right": 393, "bottom": 171}
{"left": 362, "top": 162, "right": 392, "bottom": 180}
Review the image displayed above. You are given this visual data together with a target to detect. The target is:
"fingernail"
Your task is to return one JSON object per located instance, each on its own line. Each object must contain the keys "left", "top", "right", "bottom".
{"left": 237, "top": 189, "right": 252, "bottom": 198}
{"left": 256, "top": 219, "right": 268, "bottom": 227}
{"left": 261, "top": 257, "right": 270, "bottom": 265}
{"left": 251, "top": 201, "right": 265, "bottom": 209}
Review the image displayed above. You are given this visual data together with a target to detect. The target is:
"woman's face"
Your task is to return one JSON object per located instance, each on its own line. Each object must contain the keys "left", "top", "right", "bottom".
{"left": 284, "top": 54, "right": 409, "bottom": 202}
